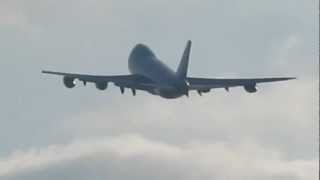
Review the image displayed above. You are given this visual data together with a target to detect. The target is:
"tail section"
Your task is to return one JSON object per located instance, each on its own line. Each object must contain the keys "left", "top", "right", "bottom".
{"left": 176, "top": 40, "right": 192, "bottom": 79}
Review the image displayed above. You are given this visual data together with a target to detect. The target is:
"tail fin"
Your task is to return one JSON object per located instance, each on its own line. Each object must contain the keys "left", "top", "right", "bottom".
{"left": 176, "top": 40, "right": 192, "bottom": 79}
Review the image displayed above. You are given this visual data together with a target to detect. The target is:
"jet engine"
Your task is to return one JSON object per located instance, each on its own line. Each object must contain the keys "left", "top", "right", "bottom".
{"left": 63, "top": 76, "right": 76, "bottom": 88}
{"left": 95, "top": 82, "right": 108, "bottom": 90}
{"left": 200, "top": 89, "right": 210, "bottom": 93}
{"left": 244, "top": 84, "right": 257, "bottom": 93}
{"left": 197, "top": 89, "right": 211, "bottom": 96}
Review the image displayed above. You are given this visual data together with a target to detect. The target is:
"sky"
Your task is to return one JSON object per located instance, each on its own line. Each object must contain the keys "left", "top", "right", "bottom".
{"left": 0, "top": 0, "right": 318, "bottom": 179}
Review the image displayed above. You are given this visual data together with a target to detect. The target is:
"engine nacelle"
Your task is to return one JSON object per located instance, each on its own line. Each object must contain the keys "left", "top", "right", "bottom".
{"left": 244, "top": 84, "right": 257, "bottom": 93}
{"left": 200, "top": 89, "right": 211, "bottom": 93}
{"left": 63, "top": 76, "right": 76, "bottom": 88}
{"left": 95, "top": 82, "right": 108, "bottom": 90}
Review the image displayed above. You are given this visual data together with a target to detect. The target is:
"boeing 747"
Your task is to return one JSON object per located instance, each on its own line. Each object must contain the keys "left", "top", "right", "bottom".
{"left": 42, "top": 41, "right": 295, "bottom": 99}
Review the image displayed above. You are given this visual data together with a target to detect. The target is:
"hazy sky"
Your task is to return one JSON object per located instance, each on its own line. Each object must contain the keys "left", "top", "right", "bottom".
{"left": 0, "top": 0, "right": 318, "bottom": 179}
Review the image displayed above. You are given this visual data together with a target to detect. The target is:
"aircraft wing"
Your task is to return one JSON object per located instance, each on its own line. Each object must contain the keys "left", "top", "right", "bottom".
{"left": 187, "top": 77, "right": 296, "bottom": 92}
{"left": 42, "top": 70, "right": 156, "bottom": 91}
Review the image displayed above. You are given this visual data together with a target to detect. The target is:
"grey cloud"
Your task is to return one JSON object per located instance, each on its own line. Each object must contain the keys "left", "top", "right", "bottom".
{"left": 0, "top": 135, "right": 316, "bottom": 180}
{"left": 58, "top": 79, "right": 317, "bottom": 160}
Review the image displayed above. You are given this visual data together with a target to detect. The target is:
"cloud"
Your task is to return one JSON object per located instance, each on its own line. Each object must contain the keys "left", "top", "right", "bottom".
{"left": 58, "top": 78, "right": 317, "bottom": 160}
{"left": 0, "top": 135, "right": 317, "bottom": 180}
{"left": 267, "top": 34, "right": 306, "bottom": 73}
{"left": 274, "top": 35, "right": 301, "bottom": 64}
{"left": 0, "top": 1, "right": 29, "bottom": 29}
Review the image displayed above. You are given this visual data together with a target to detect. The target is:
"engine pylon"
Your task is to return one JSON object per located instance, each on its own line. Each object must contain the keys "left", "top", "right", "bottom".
{"left": 131, "top": 88, "right": 136, "bottom": 96}
{"left": 120, "top": 87, "right": 125, "bottom": 94}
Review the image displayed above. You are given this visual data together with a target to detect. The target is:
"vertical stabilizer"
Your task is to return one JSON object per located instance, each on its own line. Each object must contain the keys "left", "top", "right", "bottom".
{"left": 176, "top": 40, "right": 192, "bottom": 79}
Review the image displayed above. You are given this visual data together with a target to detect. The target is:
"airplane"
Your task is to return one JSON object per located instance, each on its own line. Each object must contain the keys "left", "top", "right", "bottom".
{"left": 42, "top": 40, "right": 295, "bottom": 99}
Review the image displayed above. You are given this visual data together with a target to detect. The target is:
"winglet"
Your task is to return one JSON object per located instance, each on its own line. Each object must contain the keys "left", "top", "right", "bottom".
{"left": 176, "top": 40, "right": 192, "bottom": 79}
